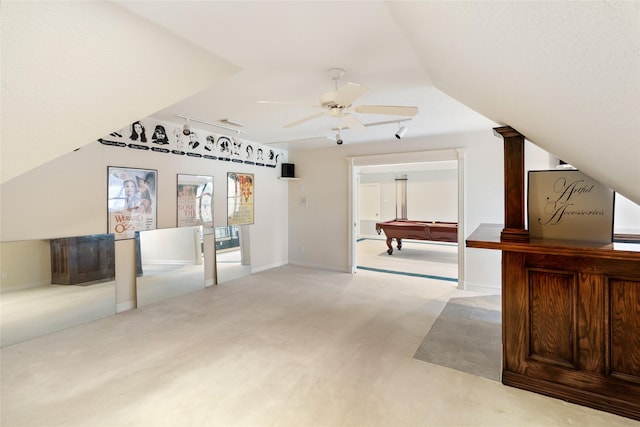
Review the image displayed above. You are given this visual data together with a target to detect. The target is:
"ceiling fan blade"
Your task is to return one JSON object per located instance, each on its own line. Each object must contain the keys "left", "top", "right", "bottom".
{"left": 354, "top": 105, "right": 419, "bottom": 116}
{"left": 283, "top": 111, "right": 326, "bottom": 128}
{"left": 258, "top": 100, "right": 299, "bottom": 105}
{"left": 259, "top": 100, "right": 321, "bottom": 109}
{"left": 264, "top": 136, "right": 335, "bottom": 145}
{"left": 342, "top": 113, "right": 366, "bottom": 132}
{"left": 335, "top": 82, "right": 368, "bottom": 106}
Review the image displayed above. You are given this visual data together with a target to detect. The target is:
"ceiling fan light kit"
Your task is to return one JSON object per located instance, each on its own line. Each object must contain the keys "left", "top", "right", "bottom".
{"left": 269, "top": 68, "right": 419, "bottom": 142}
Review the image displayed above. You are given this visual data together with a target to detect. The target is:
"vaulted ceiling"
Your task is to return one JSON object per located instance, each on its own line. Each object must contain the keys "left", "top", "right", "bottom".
{"left": 2, "top": 1, "right": 638, "bottom": 203}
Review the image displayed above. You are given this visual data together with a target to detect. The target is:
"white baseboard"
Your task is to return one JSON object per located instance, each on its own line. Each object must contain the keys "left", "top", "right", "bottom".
{"left": 1, "top": 279, "right": 51, "bottom": 293}
{"left": 116, "top": 301, "right": 135, "bottom": 313}
{"left": 251, "top": 260, "right": 287, "bottom": 274}
{"left": 205, "top": 278, "right": 215, "bottom": 287}
{"left": 144, "top": 260, "right": 192, "bottom": 265}
{"left": 463, "top": 280, "right": 501, "bottom": 294}
{"left": 288, "top": 260, "right": 351, "bottom": 273}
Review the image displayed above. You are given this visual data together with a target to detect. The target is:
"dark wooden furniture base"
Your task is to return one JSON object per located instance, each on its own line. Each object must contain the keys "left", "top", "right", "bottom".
{"left": 465, "top": 126, "right": 640, "bottom": 420}
{"left": 375, "top": 219, "right": 458, "bottom": 255}
{"left": 467, "top": 225, "right": 640, "bottom": 420}
{"left": 50, "top": 234, "right": 115, "bottom": 285}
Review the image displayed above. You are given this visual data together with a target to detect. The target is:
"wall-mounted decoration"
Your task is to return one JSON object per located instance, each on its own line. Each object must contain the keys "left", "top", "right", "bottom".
{"left": 151, "top": 124, "right": 169, "bottom": 145}
{"left": 528, "top": 170, "right": 614, "bottom": 243}
{"left": 98, "top": 118, "right": 286, "bottom": 171}
{"left": 107, "top": 166, "right": 158, "bottom": 240}
{"left": 227, "top": 172, "right": 254, "bottom": 226}
{"left": 177, "top": 174, "right": 214, "bottom": 234}
{"left": 129, "top": 121, "right": 147, "bottom": 143}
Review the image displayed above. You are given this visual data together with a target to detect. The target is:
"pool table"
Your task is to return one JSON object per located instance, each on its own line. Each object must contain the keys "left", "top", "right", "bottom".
{"left": 375, "top": 219, "right": 458, "bottom": 255}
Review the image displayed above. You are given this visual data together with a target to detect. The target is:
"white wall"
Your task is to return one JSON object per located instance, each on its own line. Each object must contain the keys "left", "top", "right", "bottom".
{"left": 288, "top": 130, "right": 503, "bottom": 288}
{"left": 1, "top": 121, "right": 289, "bottom": 308}
{"left": 358, "top": 169, "right": 458, "bottom": 236}
{"left": 140, "top": 227, "right": 200, "bottom": 265}
{"left": 0, "top": 240, "right": 50, "bottom": 292}
{"left": 288, "top": 129, "right": 639, "bottom": 292}
{"left": 407, "top": 170, "right": 458, "bottom": 221}
{"left": 287, "top": 129, "right": 569, "bottom": 292}
{"left": 614, "top": 195, "right": 640, "bottom": 234}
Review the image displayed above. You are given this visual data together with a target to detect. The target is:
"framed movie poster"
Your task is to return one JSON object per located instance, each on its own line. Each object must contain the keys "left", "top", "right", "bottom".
{"left": 227, "top": 172, "right": 254, "bottom": 225}
{"left": 528, "top": 170, "right": 614, "bottom": 243}
{"left": 107, "top": 166, "right": 157, "bottom": 240}
{"left": 177, "top": 174, "right": 214, "bottom": 233}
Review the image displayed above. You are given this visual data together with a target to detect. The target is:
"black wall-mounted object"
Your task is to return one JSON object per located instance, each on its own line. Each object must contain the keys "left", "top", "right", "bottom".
{"left": 281, "top": 163, "right": 295, "bottom": 178}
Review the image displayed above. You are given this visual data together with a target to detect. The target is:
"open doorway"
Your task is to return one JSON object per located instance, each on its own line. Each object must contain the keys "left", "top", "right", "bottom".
{"left": 348, "top": 149, "right": 465, "bottom": 288}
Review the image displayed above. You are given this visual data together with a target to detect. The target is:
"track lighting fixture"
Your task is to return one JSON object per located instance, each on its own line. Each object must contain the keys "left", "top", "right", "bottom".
{"left": 175, "top": 114, "right": 248, "bottom": 134}
{"left": 231, "top": 130, "right": 242, "bottom": 146}
{"left": 336, "top": 132, "right": 343, "bottom": 145}
{"left": 395, "top": 125, "right": 407, "bottom": 140}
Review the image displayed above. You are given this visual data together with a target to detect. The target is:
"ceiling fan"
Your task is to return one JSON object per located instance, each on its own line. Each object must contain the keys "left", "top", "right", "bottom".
{"left": 262, "top": 68, "right": 418, "bottom": 132}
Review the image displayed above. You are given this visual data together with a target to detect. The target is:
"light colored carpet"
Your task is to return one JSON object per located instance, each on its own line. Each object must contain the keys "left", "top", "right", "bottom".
{"left": 356, "top": 238, "right": 458, "bottom": 282}
{"left": 216, "top": 248, "right": 251, "bottom": 283}
{"left": 1, "top": 265, "right": 635, "bottom": 427}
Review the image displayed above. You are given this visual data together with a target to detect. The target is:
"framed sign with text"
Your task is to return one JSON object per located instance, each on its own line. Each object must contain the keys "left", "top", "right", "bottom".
{"left": 528, "top": 170, "right": 614, "bottom": 243}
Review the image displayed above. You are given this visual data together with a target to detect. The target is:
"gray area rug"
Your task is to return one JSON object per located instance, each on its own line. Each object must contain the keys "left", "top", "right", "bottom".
{"left": 414, "top": 295, "right": 502, "bottom": 381}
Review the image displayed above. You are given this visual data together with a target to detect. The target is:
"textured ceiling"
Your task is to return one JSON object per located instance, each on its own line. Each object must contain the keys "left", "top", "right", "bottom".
{"left": 1, "top": 1, "right": 237, "bottom": 183}
{"left": 115, "top": 1, "right": 497, "bottom": 148}
{"left": 2, "top": 1, "right": 638, "bottom": 203}
{"left": 116, "top": 0, "right": 639, "bottom": 202}
{"left": 388, "top": 1, "right": 639, "bottom": 202}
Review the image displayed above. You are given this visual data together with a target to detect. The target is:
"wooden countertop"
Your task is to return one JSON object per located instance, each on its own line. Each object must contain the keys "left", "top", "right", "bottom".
{"left": 466, "top": 224, "right": 640, "bottom": 261}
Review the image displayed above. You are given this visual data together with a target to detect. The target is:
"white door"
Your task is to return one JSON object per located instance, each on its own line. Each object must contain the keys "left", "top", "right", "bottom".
{"left": 359, "top": 183, "right": 380, "bottom": 220}
{"left": 359, "top": 183, "right": 380, "bottom": 239}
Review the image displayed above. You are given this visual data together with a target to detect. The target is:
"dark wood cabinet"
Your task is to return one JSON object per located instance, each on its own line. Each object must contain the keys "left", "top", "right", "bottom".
{"left": 467, "top": 127, "right": 640, "bottom": 420}
{"left": 50, "top": 234, "right": 115, "bottom": 285}
{"left": 468, "top": 225, "right": 640, "bottom": 420}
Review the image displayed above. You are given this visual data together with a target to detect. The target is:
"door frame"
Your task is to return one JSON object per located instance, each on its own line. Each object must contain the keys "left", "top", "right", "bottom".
{"left": 347, "top": 148, "right": 466, "bottom": 289}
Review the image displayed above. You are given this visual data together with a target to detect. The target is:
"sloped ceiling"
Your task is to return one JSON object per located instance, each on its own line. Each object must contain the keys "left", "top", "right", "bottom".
{"left": 1, "top": 1, "right": 638, "bottom": 204}
{"left": 388, "top": 1, "right": 639, "bottom": 202}
{"left": 116, "top": 0, "right": 497, "bottom": 148}
{"left": 0, "top": 1, "right": 238, "bottom": 183}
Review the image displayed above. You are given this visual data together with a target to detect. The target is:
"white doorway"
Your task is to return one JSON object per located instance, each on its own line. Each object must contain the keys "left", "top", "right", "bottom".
{"left": 348, "top": 149, "right": 466, "bottom": 289}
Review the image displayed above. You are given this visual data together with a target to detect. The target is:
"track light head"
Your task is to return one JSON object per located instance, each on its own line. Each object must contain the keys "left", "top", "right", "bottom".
{"left": 395, "top": 126, "right": 407, "bottom": 140}
{"left": 182, "top": 122, "right": 191, "bottom": 136}
{"left": 336, "top": 133, "right": 343, "bottom": 145}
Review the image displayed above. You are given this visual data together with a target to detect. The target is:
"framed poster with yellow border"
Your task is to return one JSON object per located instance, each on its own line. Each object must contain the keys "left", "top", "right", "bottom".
{"left": 227, "top": 172, "right": 254, "bottom": 226}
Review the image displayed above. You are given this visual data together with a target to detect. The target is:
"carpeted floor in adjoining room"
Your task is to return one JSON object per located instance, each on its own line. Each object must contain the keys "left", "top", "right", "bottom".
{"left": 356, "top": 237, "right": 458, "bottom": 282}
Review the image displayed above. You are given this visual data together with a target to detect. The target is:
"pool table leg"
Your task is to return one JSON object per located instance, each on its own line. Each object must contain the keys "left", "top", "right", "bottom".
{"left": 385, "top": 237, "right": 393, "bottom": 255}
{"left": 396, "top": 238, "right": 402, "bottom": 252}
